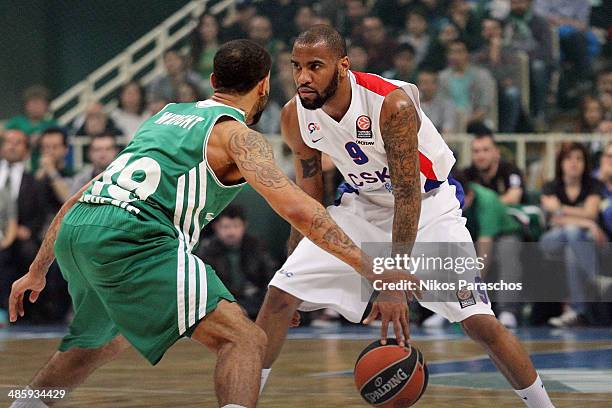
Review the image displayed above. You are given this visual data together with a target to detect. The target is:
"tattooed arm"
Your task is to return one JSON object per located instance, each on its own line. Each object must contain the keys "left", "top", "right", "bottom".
{"left": 380, "top": 90, "right": 422, "bottom": 255}
{"left": 9, "top": 176, "right": 98, "bottom": 322}
{"left": 222, "top": 120, "right": 370, "bottom": 277}
{"left": 281, "top": 99, "right": 325, "bottom": 255}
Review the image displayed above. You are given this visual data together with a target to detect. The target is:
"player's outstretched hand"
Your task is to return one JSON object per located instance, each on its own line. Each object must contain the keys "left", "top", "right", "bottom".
{"left": 363, "top": 290, "right": 410, "bottom": 347}
{"left": 9, "top": 272, "right": 46, "bottom": 322}
{"left": 363, "top": 269, "right": 421, "bottom": 347}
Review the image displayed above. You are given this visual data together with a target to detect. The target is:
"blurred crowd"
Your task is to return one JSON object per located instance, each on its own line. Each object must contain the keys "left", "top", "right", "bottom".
{"left": 0, "top": 0, "right": 611, "bottom": 328}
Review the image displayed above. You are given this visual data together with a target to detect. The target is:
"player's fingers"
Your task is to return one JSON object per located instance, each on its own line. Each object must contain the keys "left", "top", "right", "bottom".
{"left": 29, "top": 290, "right": 40, "bottom": 303}
{"left": 380, "top": 314, "right": 389, "bottom": 345}
{"left": 8, "top": 289, "right": 18, "bottom": 322}
{"left": 17, "top": 293, "right": 25, "bottom": 317}
{"left": 393, "top": 313, "right": 404, "bottom": 347}
{"left": 400, "top": 310, "right": 410, "bottom": 341}
{"left": 363, "top": 304, "right": 379, "bottom": 325}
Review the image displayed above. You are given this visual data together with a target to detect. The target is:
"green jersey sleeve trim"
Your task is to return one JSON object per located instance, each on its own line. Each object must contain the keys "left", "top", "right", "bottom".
{"left": 203, "top": 114, "right": 248, "bottom": 190}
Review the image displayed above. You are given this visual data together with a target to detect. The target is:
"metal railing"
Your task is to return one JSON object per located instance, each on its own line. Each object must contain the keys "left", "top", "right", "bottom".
{"left": 444, "top": 133, "right": 611, "bottom": 180}
{"left": 49, "top": 0, "right": 236, "bottom": 126}
{"left": 71, "top": 133, "right": 612, "bottom": 182}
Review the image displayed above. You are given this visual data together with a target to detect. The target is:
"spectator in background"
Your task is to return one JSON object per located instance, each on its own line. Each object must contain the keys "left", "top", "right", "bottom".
{"left": 424, "top": 173, "right": 524, "bottom": 328}
{"left": 290, "top": 5, "right": 316, "bottom": 43}
{"left": 420, "top": 21, "right": 460, "bottom": 72}
{"left": 247, "top": 15, "right": 286, "bottom": 67}
{"left": 347, "top": 44, "right": 369, "bottom": 72}
{"left": 371, "top": 0, "right": 416, "bottom": 31}
{"left": 221, "top": 0, "right": 258, "bottom": 41}
{"left": 398, "top": 8, "right": 432, "bottom": 67}
{"left": 176, "top": 82, "right": 203, "bottom": 103}
{"left": 5, "top": 85, "right": 58, "bottom": 141}
{"left": 421, "top": 0, "right": 451, "bottom": 30}
{"left": 270, "top": 50, "right": 296, "bottom": 107}
{"left": 74, "top": 102, "right": 122, "bottom": 137}
{"left": 575, "top": 95, "right": 607, "bottom": 133}
{"left": 382, "top": 43, "right": 419, "bottom": 83}
{"left": 110, "top": 81, "right": 148, "bottom": 140}
{"left": 473, "top": 18, "right": 523, "bottom": 133}
{"left": 196, "top": 205, "right": 277, "bottom": 319}
{"left": 358, "top": 16, "right": 398, "bottom": 74}
{"left": 147, "top": 49, "right": 204, "bottom": 103}
{"left": 595, "top": 68, "right": 612, "bottom": 119}
{"left": 147, "top": 97, "right": 170, "bottom": 117}
{"left": 36, "top": 128, "right": 73, "bottom": 214}
{"left": 534, "top": 0, "right": 597, "bottom": 92}
{"left": 70, "top": 134, "right": 119, "bottom": 195}
{"left": 312, "top": 14, "right": 332, "bottom": 26}
{"left": 0, "top": 130, "right": 45, "bottom": 312}
{"left": 417, "top": 70, "right": 457, "bottom": 134}
{"left": 5, "top": 85, "right": 58, "bottom": 172}
{"left": 438, "top": 40, "right": 496, "bottom": 130}
{"left": 540, "top": 142, "right": 605, "bottom": 327}
{"left": 504, "top": 0, "right": 553, "bottom": 125}
{"left": 599, "top": 142, "right": 612, "bottom": 239}
{"left": 463, "top": 130, "right": 526, "bottom": 205}
{"left": 335, "top": 0, "right": 368, "bottom": 38}
{"left": 190, "top": 13, "right": 221, "bottom": 97}
{"left": 257, "top": 0, "right": 301, "bottom": 45}
{"left": 447, "top": 0, "right": 482, "bottom": 51}
{"left": 0, "top": 178, "right": 17, "bottom": 326}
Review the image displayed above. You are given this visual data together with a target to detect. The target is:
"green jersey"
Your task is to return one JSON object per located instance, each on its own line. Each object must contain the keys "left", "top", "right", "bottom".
{"left": 79, "top": 100, "right": 247, "bottom": 249}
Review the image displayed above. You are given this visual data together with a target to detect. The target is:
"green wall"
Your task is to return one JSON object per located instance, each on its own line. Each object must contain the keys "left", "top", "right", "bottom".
{"left": 0, "top": 0, "right": 190, "bottom": 118}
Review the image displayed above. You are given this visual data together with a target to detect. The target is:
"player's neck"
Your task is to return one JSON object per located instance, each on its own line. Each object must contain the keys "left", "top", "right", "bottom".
{"left": 321, "top": 79, "right": 352, "bottom": 122}
{"left": 211, "top": 93, "right": 252, "bottom": 116}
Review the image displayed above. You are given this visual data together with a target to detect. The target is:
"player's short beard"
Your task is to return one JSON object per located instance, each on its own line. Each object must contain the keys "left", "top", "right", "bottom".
{"left": 249, "top": 91, "right": 269, "bottom": 126}
{"left": 299, "top": 67, "right": 340, "bottom": 110}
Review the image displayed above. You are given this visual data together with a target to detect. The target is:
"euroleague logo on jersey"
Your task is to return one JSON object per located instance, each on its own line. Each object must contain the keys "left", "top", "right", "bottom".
{"left": 307, "top": 122, "right": 320, "bottom": 134}
{"left": 356, "top": 115, "right": 373, "bottom": 139}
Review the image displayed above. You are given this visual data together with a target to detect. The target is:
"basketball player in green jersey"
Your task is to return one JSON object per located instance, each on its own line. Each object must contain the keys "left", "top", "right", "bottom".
{"left": 8, "top": 40, "right": 411, "bottom": 408}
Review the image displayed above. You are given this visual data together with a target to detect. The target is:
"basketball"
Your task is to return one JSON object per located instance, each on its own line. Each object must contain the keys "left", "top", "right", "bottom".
{"left": 354, "top": 339, "right": 428, "bottom": 407}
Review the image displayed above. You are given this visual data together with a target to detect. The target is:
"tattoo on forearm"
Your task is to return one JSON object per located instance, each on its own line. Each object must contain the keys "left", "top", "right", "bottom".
{"left": 300, "top": 155, "right": 321, "bottom": 178}
{"left": 306, "top": 206, "right": 360, "bottom": 265}
{"left": 228, "top": 129, "right": 291, "bottom": 188}
{"left": 382, "top": 101, "right": 421, "bottom": 251}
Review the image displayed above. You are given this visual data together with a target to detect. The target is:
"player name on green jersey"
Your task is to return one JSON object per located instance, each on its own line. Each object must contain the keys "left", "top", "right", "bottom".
{"left": 154, "top": 111, "right": 206, "bottom": 130}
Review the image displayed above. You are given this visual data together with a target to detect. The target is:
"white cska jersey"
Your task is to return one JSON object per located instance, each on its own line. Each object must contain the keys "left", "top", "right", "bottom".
{"left": 295, "top": 71, "right": 456, "bottom": 208}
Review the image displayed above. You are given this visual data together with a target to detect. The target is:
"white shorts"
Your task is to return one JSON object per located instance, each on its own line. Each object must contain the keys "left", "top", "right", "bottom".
{"left": 268, "top": 181, "right": 494, "bottom": 323}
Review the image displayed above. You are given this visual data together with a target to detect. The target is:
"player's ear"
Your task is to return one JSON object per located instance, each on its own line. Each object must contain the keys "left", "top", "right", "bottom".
{"left": 339, "top": 56, "right": 350, "bottom": 77}
{"left": 259, "top": 72, "right": 271, "bottom": 95}
{"left": 210, "top": 73, "right": 217, "bottom": 90}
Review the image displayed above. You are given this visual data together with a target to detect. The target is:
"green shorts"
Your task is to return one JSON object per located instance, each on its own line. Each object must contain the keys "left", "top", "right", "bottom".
{"left": 55, "top": 203, "right": 235, "bottom": 365}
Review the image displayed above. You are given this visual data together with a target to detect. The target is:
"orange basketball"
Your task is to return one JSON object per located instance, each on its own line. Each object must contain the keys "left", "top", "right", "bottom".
{"left": 354, "top": 339, "right": 428, "bottom": 407}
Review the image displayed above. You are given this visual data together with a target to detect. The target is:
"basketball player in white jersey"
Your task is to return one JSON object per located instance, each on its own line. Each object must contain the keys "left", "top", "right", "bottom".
{"left": 255, "top": 26, "right": 554, "bottom": 407}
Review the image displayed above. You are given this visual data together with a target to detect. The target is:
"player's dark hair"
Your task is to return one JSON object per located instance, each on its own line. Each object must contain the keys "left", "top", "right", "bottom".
{"left": 218, "top": 204, "right": 246, "bottom": 222}
{"left": 213, "top": 39, "right": 271, "bottom": 95}
{"left": 295, "top": 24, "right": 347, "bottom": 58}
{"left": 41, "top": 126, "right": 69, "bottom": 146}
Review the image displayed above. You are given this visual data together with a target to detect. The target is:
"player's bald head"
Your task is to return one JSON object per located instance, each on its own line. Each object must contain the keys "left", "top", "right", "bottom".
{"left": 294, "top": 25, "right": 347, "bottom": 58}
